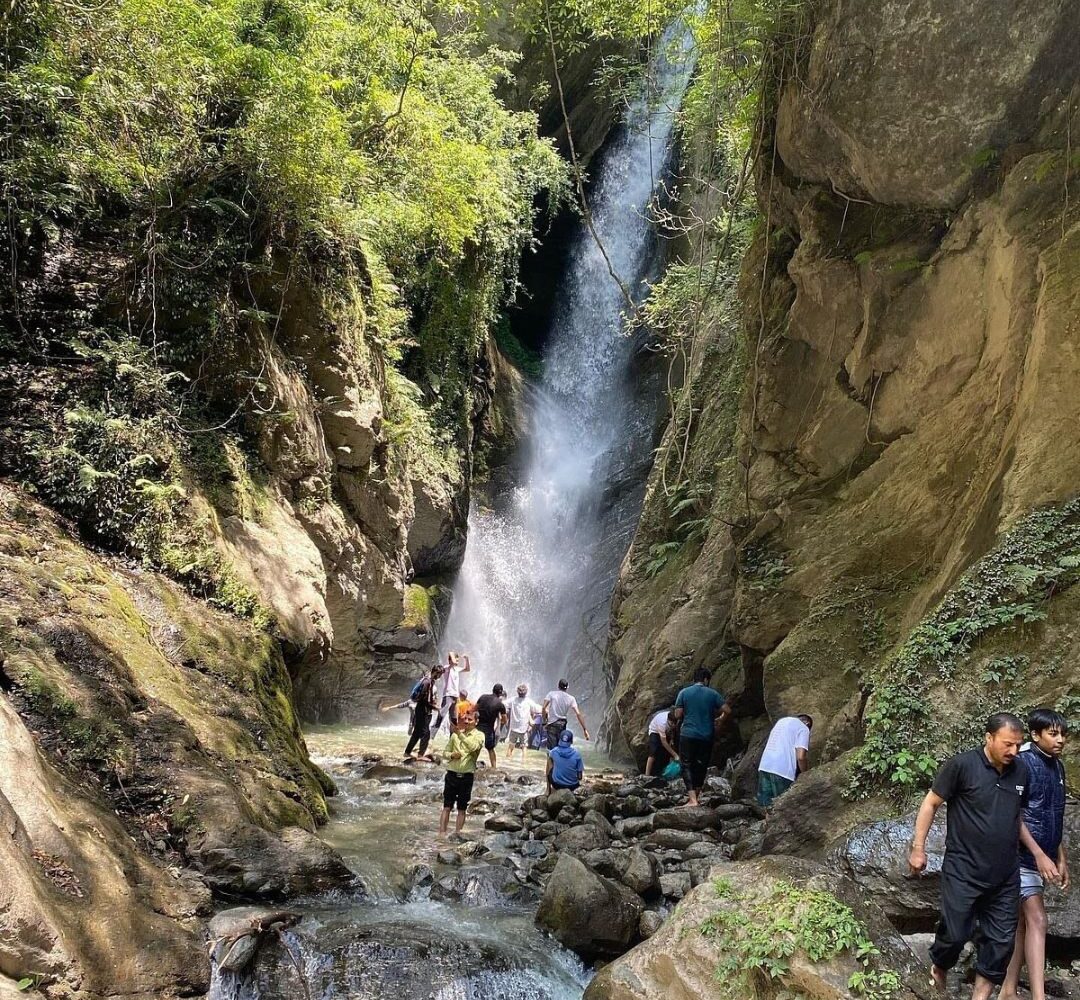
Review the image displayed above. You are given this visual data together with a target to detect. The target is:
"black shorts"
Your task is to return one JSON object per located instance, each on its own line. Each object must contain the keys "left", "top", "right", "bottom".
{"left": 443, "top": 771, "right": 474, "bottom": 811}
{"left": 479, "top": 725, "right": 498, "bottom": 750}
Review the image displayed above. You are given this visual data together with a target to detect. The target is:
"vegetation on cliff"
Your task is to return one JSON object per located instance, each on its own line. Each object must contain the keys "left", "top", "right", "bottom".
{"left": 2, "top": 0, "right": 567, "bottom": 596}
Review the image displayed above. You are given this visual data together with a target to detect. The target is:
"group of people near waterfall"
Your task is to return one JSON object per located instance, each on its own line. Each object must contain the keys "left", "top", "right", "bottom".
{"left": 647, "top": 680, "right": 1072, "bottom": 1000}
{"left": 385, "top": 655, "right": 1073, "bottom": 1000}
{"left": 382, "top": 651, "right": 590, "bottom": 835}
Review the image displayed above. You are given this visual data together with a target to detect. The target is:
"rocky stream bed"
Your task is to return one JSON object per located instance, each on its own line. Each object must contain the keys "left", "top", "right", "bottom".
{"left": 205, "top": 726, "right": 1080, "bottom": 1000}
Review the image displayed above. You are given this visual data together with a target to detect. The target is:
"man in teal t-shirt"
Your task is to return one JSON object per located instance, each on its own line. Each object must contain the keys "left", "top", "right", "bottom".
{"left": 674, "top": 666, "right": 730, "bottom": 806}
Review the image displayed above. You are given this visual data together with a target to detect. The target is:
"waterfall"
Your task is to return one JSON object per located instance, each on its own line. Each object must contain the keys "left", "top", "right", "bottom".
{"left": 441, "top": 28, "right": 693, "bottom": 718}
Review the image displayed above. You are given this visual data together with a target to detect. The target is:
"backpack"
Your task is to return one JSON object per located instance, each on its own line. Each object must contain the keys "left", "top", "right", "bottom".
{"left": 410, "top": 678, "right": 426, "bottom": 701}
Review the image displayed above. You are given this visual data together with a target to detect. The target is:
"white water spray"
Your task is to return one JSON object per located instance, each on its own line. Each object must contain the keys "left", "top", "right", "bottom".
{"left": 441, "top": 29, "right": 694, "bottom": 716}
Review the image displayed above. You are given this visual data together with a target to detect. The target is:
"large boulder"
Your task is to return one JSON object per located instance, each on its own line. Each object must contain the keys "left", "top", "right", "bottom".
{"left": 830, "top": 810, "right": 946, "bottom": 929}
{"left": 584, "top": 856, "right": 930, "bottom": 1000}
{"left": 775, "top": 0, "right": 1080, "bottom": 208}
{"left": 834, "top": 806, "right": 1080, "bottom": 940}
{"left": 554, "top": 825, "right": 611, "bottom": 856}
{"left": 536, "top": 854, "right": 645, "bottom": 960}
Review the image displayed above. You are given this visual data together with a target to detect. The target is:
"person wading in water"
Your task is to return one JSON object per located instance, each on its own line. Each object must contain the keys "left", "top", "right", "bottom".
{"left": 439, "top": 706, "right": 484, "bottom": 836}
{"left": 542, "top": 679, "right": 590, "bottom": 748}
{"left": 475, "top": 684, "right": 509, "bottom": 770}
{"left": 403, "top": 664, "right": 443, "bottom": 762}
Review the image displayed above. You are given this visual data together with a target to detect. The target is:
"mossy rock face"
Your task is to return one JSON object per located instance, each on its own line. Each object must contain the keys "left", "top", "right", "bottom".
{"left": 0, "top": 483, "right": 344, "bottom": 901}
{"left": 585, "top": 856, "right": 928, "bottom": 1000}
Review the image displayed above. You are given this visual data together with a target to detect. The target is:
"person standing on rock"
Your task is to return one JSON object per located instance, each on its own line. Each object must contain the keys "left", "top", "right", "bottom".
{"left": 908, "top": 712, "right": 1049, "bottom": 999}
{"left": 547, "top": 730, "right": 584, "bottom": 794}
{"left": 475, "top": 684, "right": 509, "bottom": 769}
{"left": 506, "top": 683, "right": 541, "bottom": 763}
{"left": 542, "top": 679, "right": 590, "bottom": 748}
{"left": 430, "top": 651, "right": 470, "bottom": 737}
{"left": 403, "top": 664, "right": 444, "bottom": 762}
{"left": 756, "top": 714, "right": 812, "bottom": 807}
{"left": 439, "top": 706, "right": 485, "bottom": 836}
{"left": 673, "top": 667, "right": 730, "bottom": 807}
{"left": 1001, "top": 708, "right": 1070, "bottom": 1000}
{"left": 644, "top": 706, "right": 679, "bottom": 777}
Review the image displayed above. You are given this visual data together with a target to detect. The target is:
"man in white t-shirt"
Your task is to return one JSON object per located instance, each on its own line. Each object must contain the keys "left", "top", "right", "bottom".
{"left": 430, "top": 651, "right": 470, "bottom": 737}
{"left": 543, "top": 678, "right": 590, "bottom": 748}
{"left": 644, "top": 707, "right": 679, "bottom": 776}
{"left": 757, "top": 714, "right": 812, "bottom": 807}
{"left": 505, "top": 683, "right": 541, "bottom": 762}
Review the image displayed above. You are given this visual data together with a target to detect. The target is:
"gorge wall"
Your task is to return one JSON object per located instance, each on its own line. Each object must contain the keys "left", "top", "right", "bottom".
{"left": 607, "top": 0, "right": 1080, "bottom": 845}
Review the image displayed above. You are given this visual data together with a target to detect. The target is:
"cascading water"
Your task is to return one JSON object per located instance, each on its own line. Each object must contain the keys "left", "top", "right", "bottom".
{"left": 210, "top": 28, "right": 694, "bottom": 1000}
{"left": 441, "top": 27, "right": 694, "bottom": 714}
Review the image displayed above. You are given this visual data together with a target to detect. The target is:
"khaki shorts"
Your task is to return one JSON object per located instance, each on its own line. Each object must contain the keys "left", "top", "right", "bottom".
{"left": 509, "top": 730, "right": 527, "bottom": 748}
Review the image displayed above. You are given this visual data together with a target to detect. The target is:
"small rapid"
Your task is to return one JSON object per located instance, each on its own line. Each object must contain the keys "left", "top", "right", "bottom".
{"left": 209, "top": 725, "right": 612, "bottom": 1000}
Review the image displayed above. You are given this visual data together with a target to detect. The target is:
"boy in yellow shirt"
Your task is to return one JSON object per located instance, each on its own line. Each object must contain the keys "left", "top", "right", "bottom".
{"left": 439, "top": 707, "right": 485, "bottom": 835}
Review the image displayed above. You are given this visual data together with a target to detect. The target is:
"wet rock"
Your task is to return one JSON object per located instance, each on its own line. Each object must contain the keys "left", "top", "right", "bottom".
{"left": 208, "top": 907, "right": 300, "bottom": 973}
{"left": 580, "top": 794, "right": 616, "bottom": 818}
{"left": 430, "top": 864, "right": 537, "bottom": 907}
{"left": 583, "top": 810, "right": 616, "bottom": 837}
{"left": 556, "top": 807, "right": 577, "bottom": 824}
{"left": 645, "top": 829, "right": 702, "bottom": 851}
{"left": 685, "top": 841, "right": 728, "bottom": 860}
{"left": 437, "top": 850, "right": 462, "bottom": 866}
{"left": 689, "top": 860, "right": 716, "bottom": 887}
{"left": 405, "top": 863, "right": 434, "bottom": 895}
{"left": 482, "top": 833, "right": 521, "bottom": 855}
{"left": 616, "top": 784, "right": 645, "bottom": 798}
{"left": 584, "top": 856, "right": 928, "bottom": 1000}
{"left": 660, "top": 872, "right": 691, "bottom": 900}
{"left": 618, "top": 795, "right": 650, "bottom": 818}
{"left": 532, "top": 853, "right": 560, "bottom": 876}
{"left": 520, "top": 840, "right": 550, "bottom": 860}
{"left": 191, "top": 824, "right": 357, "bottom": 899}
{"left": 363, "top": 764, "right": 417, "bottom": 785}
{"left": 546, "top": 788, "right": 578, "bottom": 816}
{"left": 615, "top": 815, "right": 655, "bottom": 838}
{"left": 469, "top": 799, "right": 500, "bottom": 815}
{"left": 536, "top": 854, "right": 644, "bottom": 960}
{"left": 652, "top": 807, "right": 718, "bottom": 832}
{"left": 733, "top": 826, "right": 765, "bottom": 860}
{"left": 554, "top": 824, "right": 611, "bottom": 856}
{"left": 705, "top": 776, "right": 732, "bottom": 799}
{"left": 621, "top": 847, "right": 662, "bottom": 899}
{"left": 639, "top": 910, "right": 664, "bottom": 939}
{"left": 516, "top": 774, "right": 540, "bottom": 785}
{"left": 828, "top": 810, "right": 945, "bottom": 926}
{"left": 485, "top": 814, "right": 524, "bottom": 833}
{"left": 535, "top": 822, "right": 562, "bottom": 840}
{"left": 716, "top": 802, "right": 763, "bottom": 820}
{"left": 583, "top": 848, "right": 629, "bottom": 880}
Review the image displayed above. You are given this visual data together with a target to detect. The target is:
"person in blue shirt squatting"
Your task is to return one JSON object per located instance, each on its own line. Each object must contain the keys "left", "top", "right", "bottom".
{"left": 1001, "top": 708, "right": 1070, "bottom": 1000}
{"left": 672, "top": 666, "right": 731, "bottom": 807}
{"left": 547, "top": 730, "right": 584, "bottom": 794}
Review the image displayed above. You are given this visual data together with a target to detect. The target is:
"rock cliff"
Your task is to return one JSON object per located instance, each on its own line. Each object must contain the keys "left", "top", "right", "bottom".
{"left": 607, "top": 0, "right": 1080, "bottom": 833}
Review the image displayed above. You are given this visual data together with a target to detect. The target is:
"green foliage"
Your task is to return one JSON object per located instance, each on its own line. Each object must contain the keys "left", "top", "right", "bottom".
{"left": 643, "top": 480, "right": 714, "bottom": 577}
{"left": 700, "top": 878, "right": 901, "bottom": 1000}
{"left": 741, "top": 539, "right": 791, "bottom": 591}
{"left": 850, "top": 498, "right": 1080, "bottom": 798}
{"left": 494, "top": 316, "right": 543, "bottom": 379}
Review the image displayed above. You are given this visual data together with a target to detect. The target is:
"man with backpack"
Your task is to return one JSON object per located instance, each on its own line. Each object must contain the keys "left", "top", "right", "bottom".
{"left": 403, "top": 664, "right": 444, "bottom": 761}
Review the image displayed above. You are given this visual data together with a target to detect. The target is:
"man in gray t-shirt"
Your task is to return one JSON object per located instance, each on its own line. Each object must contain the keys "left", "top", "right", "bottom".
{"left": 542, "top": 678, "right": 590, "bottom": 748}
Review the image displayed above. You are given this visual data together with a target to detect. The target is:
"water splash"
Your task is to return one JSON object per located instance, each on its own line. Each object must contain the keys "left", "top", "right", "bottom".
{"left": 442, "top": 27, "right": 695, "bottom": 715}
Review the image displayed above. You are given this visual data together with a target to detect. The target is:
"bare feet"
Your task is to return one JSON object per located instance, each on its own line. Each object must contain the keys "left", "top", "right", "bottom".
{"left": 930, "top": 965, "right": 946, "bottom": 993}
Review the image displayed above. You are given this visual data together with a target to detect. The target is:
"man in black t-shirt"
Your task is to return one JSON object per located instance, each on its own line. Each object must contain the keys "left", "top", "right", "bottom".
{"left": 908, "top": 712, "right": 1045, "bottom": 999}
{"left": 475, "top": 685, "right": 508, "bottom": 770}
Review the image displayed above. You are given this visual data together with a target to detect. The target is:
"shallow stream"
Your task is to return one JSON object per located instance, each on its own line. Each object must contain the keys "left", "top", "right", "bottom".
{"left": 211, "top": 724, "right": 618, "bottom": 1000}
